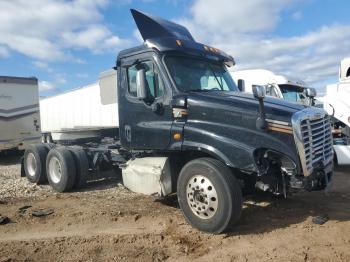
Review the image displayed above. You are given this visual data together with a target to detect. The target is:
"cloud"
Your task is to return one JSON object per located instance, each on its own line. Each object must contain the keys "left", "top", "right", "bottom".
{"left": 292, "top": 11, "right": 303, "bottom": 21}
{"left": 133, "top": 29, "right": 143, "bottom": 43}
{"left": 190, "top": 0, "right": 294, "bottom": 34}
{"left": 0, "top": 46, "right": 9, "bottom": 58}
{"left": 33, "top": 61, "right": 53, "bottom": 72}
{"left": 180, "top": 0, "right": 350, "bottom": 91}
{"left": 39, "top": 80, "right": 56, "bottom": 92}
{"left": 39, "top": 74, "right": 67, "bottom": 93}
{"left": 217, "top": 25, "right": 350, "bottom": 87}
{"left": 0, "top": 0, "right": 130, "bottom": 61}
{"left": 61, "top": 25, "right": 130, "bottom": 53}
{"left": 76, "top": 73, "right": 89, "bottom": 78}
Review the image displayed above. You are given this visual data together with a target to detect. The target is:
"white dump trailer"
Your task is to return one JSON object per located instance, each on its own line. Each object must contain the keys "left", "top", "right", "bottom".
{"left": 40, "top": 70, "right": 118, "bottom": 142}
{"left": 0, "top": 76, "right": 41, "bottom": 152}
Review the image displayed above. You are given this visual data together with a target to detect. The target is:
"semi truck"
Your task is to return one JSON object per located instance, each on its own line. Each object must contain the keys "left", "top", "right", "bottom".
{"left": 230, "top": 69, "right": 316, "bottom": 106}
{"left": 0, "top": 76, "right": 41, "bottom": 152}
{"left": 22, "top": 9, "right": 333, "bottom": 234}
{"left": 321, "top": 58, "right": 350, "bottom": 165}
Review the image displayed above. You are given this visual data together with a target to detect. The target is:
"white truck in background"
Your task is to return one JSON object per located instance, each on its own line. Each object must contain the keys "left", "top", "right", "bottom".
{"left": 321, "top": 58, "right": 350, "bottom": 165}
{"left": 0, "top": 76, "right": 41, "bottom": 152}
{"left": 230, "top": 69, "right": 316, "bottom": 106}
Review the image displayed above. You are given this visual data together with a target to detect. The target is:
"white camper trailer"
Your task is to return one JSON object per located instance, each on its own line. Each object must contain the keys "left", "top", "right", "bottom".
{"left": 0, "top": 76, "right": 41, "bottom": 152}
{"left": 40, "top": 70, "right": 118, "bottom": 142}
{"left": 230, "top": 69, "right": 316, "bottom": 106}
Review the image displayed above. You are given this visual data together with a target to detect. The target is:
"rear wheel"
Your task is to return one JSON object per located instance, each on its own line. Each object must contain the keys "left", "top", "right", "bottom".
{"left": 46, "top": 147, "right": 76, "bottom": 192}
{"left": 177, "top": 158, "right": 242, "bottom": 234}
{"left": 24, "top": 144, "right": 49, "bottom": 184}
{"left": 44, "top": 143, "right": 55, "bottom": 151}
{"left": 68, "top": 147, "right": 89, "bottom": 189}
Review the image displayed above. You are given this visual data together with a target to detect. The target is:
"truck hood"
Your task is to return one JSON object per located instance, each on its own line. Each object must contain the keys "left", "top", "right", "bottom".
{"left": 187, "top": 91, "right": 305, "bottom": 121}
{"left": 183, "top": 90, "right": 303, "bottom": 172}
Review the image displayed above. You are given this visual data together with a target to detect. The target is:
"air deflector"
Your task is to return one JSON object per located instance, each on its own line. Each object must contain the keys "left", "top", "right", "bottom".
{"left": 131, "top": 9, "right": 195, "bottom": 42}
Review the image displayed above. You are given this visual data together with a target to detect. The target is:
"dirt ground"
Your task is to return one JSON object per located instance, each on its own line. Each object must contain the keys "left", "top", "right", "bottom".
{"left": 0, "top": 153, "right": 350, "bottom": 262}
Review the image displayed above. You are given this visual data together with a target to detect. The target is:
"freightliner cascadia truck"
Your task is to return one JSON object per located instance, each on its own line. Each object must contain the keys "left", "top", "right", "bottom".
{"left": 22, "top": 9, "right": 333, "bottom": 234}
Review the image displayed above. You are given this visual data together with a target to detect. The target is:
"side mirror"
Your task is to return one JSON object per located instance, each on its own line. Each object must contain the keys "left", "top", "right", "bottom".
{"left": 136, "top": 69, "right": 147, "bottom": 99}
{"left": 306, "top": 87, "right": 317, "bottom": 98}
{"left": 237, "top": 79, "right": 245, "bottom": 92}
{"left": 252, "top": 85, "right": 266, "bottom": 99}
{"left": 252, "top": 85, "right": 267, "bottom": 129}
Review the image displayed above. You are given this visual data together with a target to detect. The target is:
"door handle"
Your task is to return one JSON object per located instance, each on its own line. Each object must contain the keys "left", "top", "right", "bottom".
{"left": 125, "top": 125, "right": 131, "bottom": 142}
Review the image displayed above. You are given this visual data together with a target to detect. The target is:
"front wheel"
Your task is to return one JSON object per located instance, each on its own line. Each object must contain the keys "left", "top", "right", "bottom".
{"left": 177, "top": 158, "right": 242, "bottom": 234}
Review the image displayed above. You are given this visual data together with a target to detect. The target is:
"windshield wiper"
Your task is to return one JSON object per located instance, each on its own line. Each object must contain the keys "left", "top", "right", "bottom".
{"left": 188, "top": 89, "right": 211, "bottom": 92}
{"left": 208, "top": 64, "right": 224, "bottom": 90}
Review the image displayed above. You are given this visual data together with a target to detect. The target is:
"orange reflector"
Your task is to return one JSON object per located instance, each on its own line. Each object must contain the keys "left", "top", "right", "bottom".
{"left": 173, "top": 133, "right": 181, "bottom": 140}
{"left": 176, "top": 40, "right": 182, "bottom": 46}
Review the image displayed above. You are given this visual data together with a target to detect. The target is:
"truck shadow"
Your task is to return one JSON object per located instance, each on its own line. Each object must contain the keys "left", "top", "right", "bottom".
{"left": 225, "top": 171, "right": 350, "bottom": 235}
{"left": 74, "top": 170, "right": 123, "bottom": 193}
{"left": 159, "top": 171, "right": 350, "bottom": 236}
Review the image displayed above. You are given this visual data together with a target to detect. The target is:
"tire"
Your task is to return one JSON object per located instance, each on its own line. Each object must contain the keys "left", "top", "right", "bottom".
{"left": 46, "top": 147, "right": 76, "bottom": 192}
{"left": 68, "top": 147, "right": 89, "bottom": 189}
{"left": 44, "top": 143, "right": 55, "bottom": 151}
{"left": 177, "top": 158, "right": 242, "bottom": 234}
{"left": 23, "top": 144, "right": 50, "bottom": 184}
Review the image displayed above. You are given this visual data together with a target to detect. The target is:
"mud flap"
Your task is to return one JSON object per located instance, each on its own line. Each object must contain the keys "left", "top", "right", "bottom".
{"left": 20, "top": 157, "right": 26, "bottom": 177}
{"left": 122, "top": 157, "right": 172, "bottom": 197}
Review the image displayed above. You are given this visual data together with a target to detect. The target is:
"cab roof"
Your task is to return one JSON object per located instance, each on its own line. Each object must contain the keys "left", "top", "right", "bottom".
{"left": 117, "top": 9, "right": 235, "bottom": 66}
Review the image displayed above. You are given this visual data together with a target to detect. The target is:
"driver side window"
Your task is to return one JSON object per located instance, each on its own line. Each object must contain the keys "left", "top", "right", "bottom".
{"left": 127, "top": 60, "right": 164, "bottom": 99}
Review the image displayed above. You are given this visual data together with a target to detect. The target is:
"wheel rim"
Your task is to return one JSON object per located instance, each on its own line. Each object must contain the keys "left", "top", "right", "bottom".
{"left": 49, "top": 156, "right": 62, "bottom": 184}
{"left": 26, "top": 153, "right": 37, "bottom": 177}
{"left": 186, "top": 175, "right": 218, "bottom": 219}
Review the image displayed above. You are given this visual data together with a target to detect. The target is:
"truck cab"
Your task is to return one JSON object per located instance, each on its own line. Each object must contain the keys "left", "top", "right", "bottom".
{"left": 22, "top": 9, "right": 334, "bottom": 234}
{"left": 230, "top": 69, "right": 316, "bottom": 106}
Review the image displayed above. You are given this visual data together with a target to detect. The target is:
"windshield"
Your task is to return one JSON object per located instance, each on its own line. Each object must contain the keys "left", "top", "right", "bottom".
{"left": 279, "top": 84, "right": 308, "bottom": 103}
{"left": 165, "top": 56, "right": 238, "bottom": 92}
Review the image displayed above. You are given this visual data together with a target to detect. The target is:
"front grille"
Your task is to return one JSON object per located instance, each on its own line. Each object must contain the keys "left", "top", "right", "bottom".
{"left": 292, "top": 108, "right": 333, "bottom": 176}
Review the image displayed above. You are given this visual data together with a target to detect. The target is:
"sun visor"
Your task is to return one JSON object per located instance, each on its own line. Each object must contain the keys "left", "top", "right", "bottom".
{"left": 131, "top": 9, "right": 195, "bottom": 42}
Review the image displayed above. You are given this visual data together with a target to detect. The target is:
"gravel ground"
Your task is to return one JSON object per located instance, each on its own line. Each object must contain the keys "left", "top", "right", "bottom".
{"left": 1, "top": 153, "right": 350, "bottom": 261}
{"left": 0, "top": 154, "right": 53, "bottom": 199}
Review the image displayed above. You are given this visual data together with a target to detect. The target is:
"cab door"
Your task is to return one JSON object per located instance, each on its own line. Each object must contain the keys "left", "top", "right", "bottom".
{"left": 118, "top": 52, "right": 172, "bottom": 150}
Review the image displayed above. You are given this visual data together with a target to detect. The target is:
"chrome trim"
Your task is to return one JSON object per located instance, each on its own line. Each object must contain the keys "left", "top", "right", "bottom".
{"left": 266, "top": 118, "right": 291, "bottom": 126}
{"left": 292, "top": 108, "right": 333, "bottom": 177}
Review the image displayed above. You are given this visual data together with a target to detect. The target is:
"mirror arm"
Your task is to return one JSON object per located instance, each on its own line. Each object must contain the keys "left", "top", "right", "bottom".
{"left": 256, "top": 98, "right": 267, "bottom": 129}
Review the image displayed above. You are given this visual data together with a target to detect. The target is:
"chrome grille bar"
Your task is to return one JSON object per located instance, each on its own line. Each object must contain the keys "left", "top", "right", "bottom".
{"left": 292, "top": 108, "right": 333, "bottom": 176}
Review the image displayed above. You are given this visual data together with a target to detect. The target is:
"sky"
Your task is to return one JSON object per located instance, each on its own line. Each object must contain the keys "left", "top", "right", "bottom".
{"left": 0, "top": 0, "right": 350, "bottom": 96}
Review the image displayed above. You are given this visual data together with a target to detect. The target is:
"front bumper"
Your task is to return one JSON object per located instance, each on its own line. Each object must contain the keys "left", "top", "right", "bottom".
{"left": 290, "top": 160, "right": 333, "bottom": 192}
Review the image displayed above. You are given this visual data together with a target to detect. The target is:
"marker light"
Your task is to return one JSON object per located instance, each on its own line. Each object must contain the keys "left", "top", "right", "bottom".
{"left": 173, "top": 133, "right": 181, "bottom": 140}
